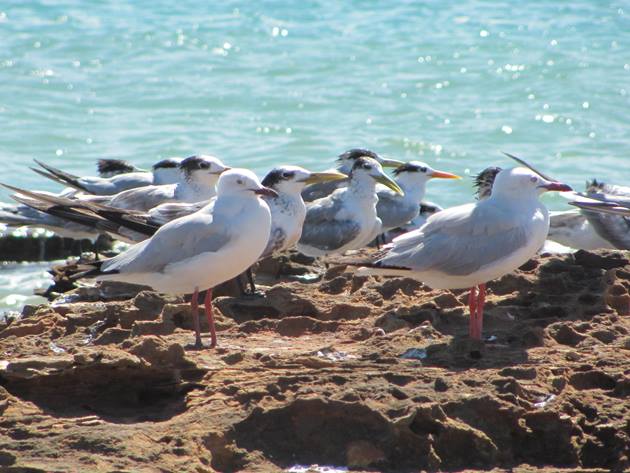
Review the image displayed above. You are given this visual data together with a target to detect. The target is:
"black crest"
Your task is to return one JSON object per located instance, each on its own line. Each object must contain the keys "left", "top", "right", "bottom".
{"left": 179, "top": 156, "right": 211, "bottom": 173}
{"left": 474, "top": 166, "right": 502, "bottom": 199}
{"left": 392, "top": 162, "right": 427, "bottom": 176}
{"left": 350, "top": 157, "right": 375, "bottom": 174}
{"left": 338, "top": 148, "right": 380, "bottom": 162}
{"left": 586, "top": 179, "right": 606, "bottom": 193}
{"left": 97, "top": 159, "right": 136, "bottom": 176}
{"left": 262, "top": 168, "right": 297, "bottom": 188}
{"left": 152, "top": 158, "right": 181, "bottom": 170}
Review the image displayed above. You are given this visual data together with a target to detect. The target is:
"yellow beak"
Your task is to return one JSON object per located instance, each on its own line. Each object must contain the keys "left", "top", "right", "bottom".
{"left": 374, "top": 173, "right": 404, "bottom": 195}
{"left": 379, "top": 157, "right": 405, "bottom": 167}
{"left": 302, "top": 171, "right": 348, "bottom": 184}
{"left": 430, "top": 170, "right": 461, "bottom": 179}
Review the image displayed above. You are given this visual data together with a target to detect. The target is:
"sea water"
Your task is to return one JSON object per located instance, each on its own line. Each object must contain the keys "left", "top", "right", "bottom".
{"left": 0, "top": 1, "right": 628, "bottom": 312}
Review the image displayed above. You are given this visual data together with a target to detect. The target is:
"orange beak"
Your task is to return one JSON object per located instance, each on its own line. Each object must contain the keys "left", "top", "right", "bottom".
{"left": 430, "top": 170, "right": 461, "bottom": 179}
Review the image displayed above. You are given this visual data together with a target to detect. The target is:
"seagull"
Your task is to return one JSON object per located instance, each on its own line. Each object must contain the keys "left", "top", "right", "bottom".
{"left": 376, "top": 161, "right": 460, "bottom": 233}
{"left": 96, "top": 159, "right": 146, "bottom": 178}
{"left": 32, "top": 156, "right": 185, "bottom": 195}
{"left": 302, "top": 148, "right": 403, "bottom": 202}
{"left": 298, "top": 157, "right": 403, "bottom": 257}
{"left": 356, "top": 166, "right": 572, "bottom": 340}
{"left": 55, "top": 155, "right": 230, "bottom": 212}
{"left": 474, "top": 166, "right": 614, "bottom": 251}
{"left": 76, "top": 169, "right": 277, "bottom": 348}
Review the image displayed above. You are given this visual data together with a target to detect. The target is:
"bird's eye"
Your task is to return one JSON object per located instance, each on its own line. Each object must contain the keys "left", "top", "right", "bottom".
{"left": 282, "top": 172, "right": 293, "bottom": 179}
{"left": 530, "top": 176, "right": 538, "bottom": 183}
{"left": 200, "top": 163, "right": 210, "bottom": 169}
{"left": 237, "top": 179, "right": 243, "bottom": 185}
{"left": 420, "top": 167, "right": 427, "bottom": 173}
{"left": 365, "top": 165, "right": 372, "bottom": 170}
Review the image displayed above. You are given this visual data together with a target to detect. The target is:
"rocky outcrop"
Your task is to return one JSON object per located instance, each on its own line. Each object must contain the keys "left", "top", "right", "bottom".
{"left": 0, "top": 250, "right": 629, "bottom": 472}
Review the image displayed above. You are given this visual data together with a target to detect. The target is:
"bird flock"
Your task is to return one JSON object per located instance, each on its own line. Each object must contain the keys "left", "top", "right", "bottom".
{"left": 1, "top": 149, "right": 626, "bottom": 348}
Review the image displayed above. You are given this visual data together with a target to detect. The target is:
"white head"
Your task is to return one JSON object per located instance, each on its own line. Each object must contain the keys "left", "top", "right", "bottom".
{"left": 349, "top": 157, "right": 404, "bottom": 195}
{"left": 216, "top": 168, "right": 278, "bottom": 198}
{"left": 491, "top": 167, "right": 572, "bottom": 200}
{"left": 152, "top": 157, "right": 184, "bottom": 185}
{"left": 261, "top": 165, "right": 347, "bottom": 196}
{"left": 179, "top": 155, "right": 231, "bottom": 188}
{"left": 337, "top": 148, "right": 403, "bottom": 173}
{"left": 392, "top": 161, "right": 460, "bottom": 192}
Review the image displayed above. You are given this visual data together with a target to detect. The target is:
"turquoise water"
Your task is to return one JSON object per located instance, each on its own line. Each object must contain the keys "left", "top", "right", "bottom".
{"left": 0, "top": 1, "right": 628, "bottom": 310}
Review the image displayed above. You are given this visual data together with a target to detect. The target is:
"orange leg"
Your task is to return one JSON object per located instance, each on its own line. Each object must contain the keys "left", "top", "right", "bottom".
{"left": 468, "top": 286, "right": 478, "bottom": 339}
{"left": 191, "top": 286, "right": 202, "bottom": 348}
{"left": 204, "top": 288, "right": 217, "bottom": 349}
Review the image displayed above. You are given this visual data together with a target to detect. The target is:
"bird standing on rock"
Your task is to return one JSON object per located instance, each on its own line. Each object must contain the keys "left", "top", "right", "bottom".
{"left": 356, "top": 166, "right": 572, "bottom": 340}
{"left": 76, "top": 169, "right": 276, "bottom": 349}
{"left": 298, "top": 157, "right": 403, "bottom": 257}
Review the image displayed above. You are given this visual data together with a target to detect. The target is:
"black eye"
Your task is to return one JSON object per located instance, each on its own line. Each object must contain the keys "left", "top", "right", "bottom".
{"left": 237, "top": 179, "right": 243, "bottom": 185}
{"left": 364, "top": 165, "right": 372, "bottom": 170}
{"left": 200, "top": 162, "right": 210, "bottom": 169}
{"left": 282, "top": 171, "right": 294, "bottom": 179}
{"left": 420, "top": 167, "right": 427, "bottom": 173}
{"left": 530, "top": 176, "right": 538, "bottom": 183}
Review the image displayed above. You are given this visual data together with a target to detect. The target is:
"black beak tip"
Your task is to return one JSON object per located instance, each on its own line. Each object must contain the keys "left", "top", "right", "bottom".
{"left": 253, "top": 187, "right": 278, "bottom": 198}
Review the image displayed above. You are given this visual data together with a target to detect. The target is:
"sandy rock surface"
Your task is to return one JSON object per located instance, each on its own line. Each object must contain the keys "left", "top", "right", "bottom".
{"left": 0, "top": 250, "right": 629, "bottom": 472}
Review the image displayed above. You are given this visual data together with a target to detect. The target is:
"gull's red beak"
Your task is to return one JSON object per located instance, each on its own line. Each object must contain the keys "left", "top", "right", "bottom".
{"left": 252, "top": 187, "right": 278, "bottom": 198}
{"left": 541, "top": 182, "right": 573, "bottom": 192}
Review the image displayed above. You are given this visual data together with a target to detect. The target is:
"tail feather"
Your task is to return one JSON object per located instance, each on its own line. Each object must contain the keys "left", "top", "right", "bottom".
{"left": 94, "top": 209, "right": 159, "bottom": 236}
{"left": 33, "top": 159, "right": 89, "bottom": 192}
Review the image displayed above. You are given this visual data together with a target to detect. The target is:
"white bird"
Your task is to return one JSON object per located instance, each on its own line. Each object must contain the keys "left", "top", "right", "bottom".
{"left": 78, "top": 169, "right": 277, "bottom": 348}
{"left": 33, "top": 157, "right": 186, "bottom": 196}
{"left": 302, "top": 148, "right": 403, "bottom": 202}
{"left": 376, "top": 161, "right": 460, "bottom": 233}
{"left": 474, "top": 166, "right": 615, "bottom": 251}
{"left": 298, "top": 157, "right": 403, "bottom": 257}
{"left": 60, "top": 155, "right": 230, "bottom": 212}
{"left": 356, "top": 167, "right": 572, "bottom": 340}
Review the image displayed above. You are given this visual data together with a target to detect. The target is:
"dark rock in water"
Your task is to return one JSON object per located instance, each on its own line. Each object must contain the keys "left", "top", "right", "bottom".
{"left": 0, "top": 232, "right": 113, "bottom": 262}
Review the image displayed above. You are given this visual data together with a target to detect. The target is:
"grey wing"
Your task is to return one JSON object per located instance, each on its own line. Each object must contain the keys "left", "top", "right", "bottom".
{"left": 380, "top": 203, "right": 530, "bottom": 276}
{"left": 299, "top": 194, "right": 360, "bottom": 250}
{"left": 109, "top": 185, "right": 175, "bottom": 211}
{"left": 377, "top": 191, "right": 418, "bottom": 229}
{"left": 301, "top": 179, "right": 348, "bottom": 202}
{"left": 147, "top": 200, "right": 210, "bottom": 226}
{"left": 102, "top": 211, "right": 230, "bottom": 274}
{"left": 583, "top": 211, "right": 630, "bottom": 250}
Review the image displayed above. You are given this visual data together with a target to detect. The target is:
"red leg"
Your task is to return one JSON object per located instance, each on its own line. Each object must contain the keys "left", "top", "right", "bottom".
{"left": 468, "top": 286, "right": 478, "bottom": 339}
{"left": 204, "top": 288, "right": 217, "bottom": 349}
{"left": 191, "top": 286, "right": 202, "bottom": 348}
{"left": 475, "top": 283, "right": 486, "bottom": 340}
